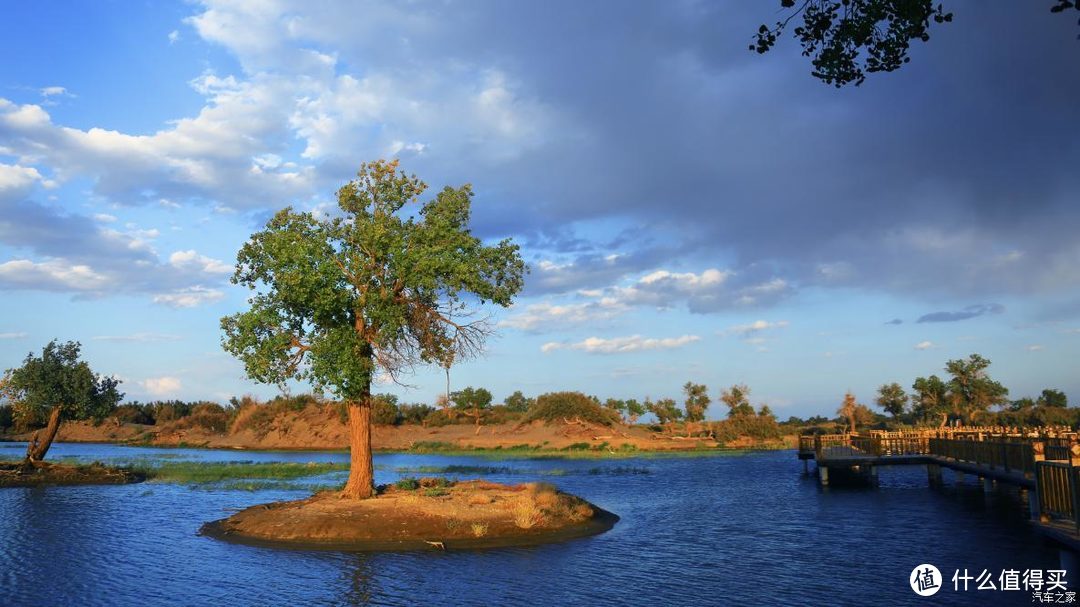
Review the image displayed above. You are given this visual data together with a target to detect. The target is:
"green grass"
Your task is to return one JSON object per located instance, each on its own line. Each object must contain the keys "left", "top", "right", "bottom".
{"left": 136, "top": 460, "right": 349, "bottom": 483}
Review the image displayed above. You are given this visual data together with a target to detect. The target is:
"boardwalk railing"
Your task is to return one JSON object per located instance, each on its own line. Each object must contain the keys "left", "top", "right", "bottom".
{"left": 928, "top": 438, "right": 1037, "bottom": 478}
{"left": 1037, "top": 461, "right": 1080, "bottom": 534}
{"left": 798, "top": 430, "right": 1080, "bottom": 537}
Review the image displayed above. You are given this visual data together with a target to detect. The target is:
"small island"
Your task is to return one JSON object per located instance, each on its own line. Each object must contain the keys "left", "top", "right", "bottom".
{"left": 202, "top": 479, "right": 617, "bottom": 551}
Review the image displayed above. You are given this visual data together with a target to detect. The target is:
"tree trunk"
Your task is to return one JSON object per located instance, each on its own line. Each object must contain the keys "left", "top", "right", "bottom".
{"left": 341, "top": 391, "right": 374, "bottom": 499}
{"left": 848, "top": 415, "right": 856, "bottom": 434}
{"left": 25, "top": 407, "right": 62, "bottom": 464}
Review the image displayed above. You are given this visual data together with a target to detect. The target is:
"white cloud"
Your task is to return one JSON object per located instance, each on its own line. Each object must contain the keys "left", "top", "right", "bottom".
{"left": 593, "top": 268, "right": 790, "bottom": 313}
{"left": 93, "top": 213, "right": 118, "bottom": 223}
{"left": 914, "top": 341, "right": 936, "bottom": 350}
{"left": 0, "top": 163, "right": 47, "bottom": 201}
{"left": 92, "top": 333, "right": 183, "bottom": 342}
{"left": 39, "top": 86, "right": 71, "bottom": 98}
{"left": 0, "top": 332, "right": 27, "bottom": 339}
{"left": 541, "top": 334, "right": 701, "bottom": 355}
{"left": 0, "top": 259, "right": 112, "bottom": 291}
{"left": 168, "top": 30, "right": 181, "bottom": 44}
{"left": 726, "top": 319, "right": 790, "bottom": 337}
{"left": 140, "top": 376, "right": 182, "bottom": 396}
{"left": 1026, "top": 344, "right": 1045, "bottom": 352}
{"left": 499, "top": 298, "right": 625, "bottom": 332}
{"left": 168, "top": 250, "right": 232, "bottom": 275}
{"left": 153, "top": 286, "right": 225, "bottom": 308}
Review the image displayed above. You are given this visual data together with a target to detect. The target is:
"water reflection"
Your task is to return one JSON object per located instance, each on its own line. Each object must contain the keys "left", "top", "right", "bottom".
{"left": 0, "top": 443, "right": 1072, "bottom": 606}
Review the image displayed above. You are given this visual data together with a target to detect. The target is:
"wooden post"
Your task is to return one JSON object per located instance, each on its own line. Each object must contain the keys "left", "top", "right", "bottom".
{"left": 819, "top": 465, "right": 829, "bottom": 486}
{"left": 1069, "top": 442, "right": 1080, "bottom": 468}
{"left": 927, "top": 463, "right": 942, "bottom": 487}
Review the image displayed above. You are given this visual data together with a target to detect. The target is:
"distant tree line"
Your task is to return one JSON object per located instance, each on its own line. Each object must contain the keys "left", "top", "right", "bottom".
{"left": 869, "top": 353, "right": 1072, "bottom": 429}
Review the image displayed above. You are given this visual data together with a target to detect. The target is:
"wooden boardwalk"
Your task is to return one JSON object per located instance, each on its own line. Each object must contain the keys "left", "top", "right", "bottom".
{"left": 798, "top": 431, "right": 1080, "bottom": 551}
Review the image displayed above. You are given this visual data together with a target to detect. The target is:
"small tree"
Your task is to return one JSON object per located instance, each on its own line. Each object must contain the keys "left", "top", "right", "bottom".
{"left": 371, "top": 394, "right": 401, "bottom": 425}
{"left": 2, "top": 340, "right": 122, "bottom": 464}
{"left": 912, "top": 374, "right": 949, "bottom": 426}
{"left": 624, "top": 398, "right": 646, "bottom": 425}
{"left": 503, "top": 390, "right": 533, "bottom": 413}
{"left": 837, "top": 392, "right": 872, "bottom": 433}
{"left": 682, "top": 381, "right": 710, "bottom": 437}
{"left": 721, "top": 384, "right": 755, "bottom": 418}
{"left": 221, "top": 160, "right": 525, "bottom": 498}
{"left": 1038, "top": 389, "right": 1068, "bottom": 409}
{"left": 452, "top": 386, "right": 493, "bottom": 431}
{"left": 944, "top": 354, "right": 1009, "bottom": 424}
{"left": 648, "top": 397, "right": 683, "bottom": 433}
{"left": 875, "top": 382, "right": 908, "bottom": 419}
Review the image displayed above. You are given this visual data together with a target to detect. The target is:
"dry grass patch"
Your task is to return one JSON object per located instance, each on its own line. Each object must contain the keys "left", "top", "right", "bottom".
{"left": 471, "top": 522, "right": 488, "bottom": 537}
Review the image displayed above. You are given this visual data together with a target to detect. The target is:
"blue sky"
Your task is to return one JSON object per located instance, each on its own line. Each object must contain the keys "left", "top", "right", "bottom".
{"left": 1, "top": 1, "right": 1077, "bottom": 419}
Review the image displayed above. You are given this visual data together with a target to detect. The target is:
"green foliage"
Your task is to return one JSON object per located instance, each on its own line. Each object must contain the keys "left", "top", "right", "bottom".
{"left": 525, "top": 391, "right": 619, "bottom": 426}
{"left": 647, "top": 397, "right": 683, "bottom": 425}
{"left": 3, "top": 340, "right": 122, "bottom": 426}
{"left": 944, "top": 353, "right": 1009, "bottom": 423}
{"left": 451, "top": 386, "right": 493, "bottom": 424}
{"left": 138, "top": 460, "right": 347, "bottom": 483}
{"left": 683, "top": 381, "right": 710, "bottom": 422}
{"left": 912, "top": 374, "right": 949, "bottom": 424}
{"left": 721, "top": 384, "right": 755, "bottom": 418}
{"left": 875, "top": 382, "right": 908, "bottom": 418}
{"left": 503, "top": 390, "right": 534, "bottom": 413}
{"left": 399, "top": 403, "right": 436, "bottom": 424}
{"left": 624, "top": 399, "right": 646, "bottom": 424}
{"left": 372, "top": 393, "right": 401, "bottom": 425}
{"left": 394, "top": 477, "right": 420, "bottom": 490}
{"left": 221, "top": 159, "right": 527, "bottom": 404}
{"left": 0, "top": 404, "right": 12, "bottom": 431}
{"left": 113, "top": 403, "right": 155, "bottom": 425}
{"left": 1038, "top": 388, "right": 1068, "bottom": 408}
{"left": 166, "top": 402, "right": 231, "bottom": 433}
{"left": 711, "top": 414, "right": 783, "bottom": 442}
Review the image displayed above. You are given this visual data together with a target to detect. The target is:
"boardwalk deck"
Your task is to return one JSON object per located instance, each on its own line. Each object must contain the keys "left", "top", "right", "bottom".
{"left": 798, "top": 431, "right": 1080, "bottom": 551}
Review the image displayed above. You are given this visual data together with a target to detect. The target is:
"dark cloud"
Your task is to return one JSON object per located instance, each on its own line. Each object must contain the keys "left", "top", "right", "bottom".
{"left": 917, "top": 303, "right": 1005, "bottom": 323}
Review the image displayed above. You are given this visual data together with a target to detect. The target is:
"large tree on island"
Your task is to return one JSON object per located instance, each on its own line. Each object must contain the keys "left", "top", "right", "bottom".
{"left": 1, "top": 340, "right": 122, "bottom": 465}
{"left": 221, "top": 160, "right": 525, "bottom": 499}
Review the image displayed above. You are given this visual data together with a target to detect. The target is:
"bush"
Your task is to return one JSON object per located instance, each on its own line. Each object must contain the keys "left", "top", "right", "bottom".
{"left": 394, "top": 477, "right": 420, "bottom": 490}
{"left": 113, "top": 403, "right": 155, "bottom": 425}
{"left": 525, "top": 392, "right": 619, "bottom": 426}
{"left": 399, "top": 403, "right": 436, "bottom": 425}
{"left": 182, "top": 402, "right": 230, "bottom": 433}
{"left": 372, "top": 395, "right": 401, "bottom": 425}
{"left": 711, "top": 414, "right": 783, "bottom": 442}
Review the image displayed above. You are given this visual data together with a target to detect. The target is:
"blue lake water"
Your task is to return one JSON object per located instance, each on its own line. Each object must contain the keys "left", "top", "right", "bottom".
{"left": 0, "top": 442, "right": 1073, "bottom": 606}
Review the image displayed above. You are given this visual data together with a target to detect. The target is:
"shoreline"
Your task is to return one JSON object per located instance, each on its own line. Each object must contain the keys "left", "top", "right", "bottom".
{"left": 0, "top": 436, "right": 789, "bottom": 459}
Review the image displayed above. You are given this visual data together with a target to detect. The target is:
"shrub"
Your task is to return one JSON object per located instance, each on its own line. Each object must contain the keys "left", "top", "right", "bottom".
{"left": 394, "top": 477, "right": 420, "bottom": 490}
{"left": 471, "top": 522, "right": 488, "bottom": 537}
{"left": 181, "top": 402, "right": 230, "bottom": 433}
{"left": 372, "top": 395, "right": 401, "bottom": 425}
{"left": 399, "top": 403, "right": 436, "bottom": 425}
{"left": 0, "top": 404, "right": 12, "bottom": 432}
{"left": 525, "top": 392, "right": 619, "bottom": 426}
{"left": 113, "top": 403, "right": 155, "bottom": 425}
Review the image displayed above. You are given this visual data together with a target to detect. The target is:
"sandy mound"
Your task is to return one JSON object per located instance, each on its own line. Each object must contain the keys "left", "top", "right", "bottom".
{"left": 0, "top": 461, "right": 146, "bottom": 488}
{"left": 201, "top": 480, "right": 618, "bottom": 551}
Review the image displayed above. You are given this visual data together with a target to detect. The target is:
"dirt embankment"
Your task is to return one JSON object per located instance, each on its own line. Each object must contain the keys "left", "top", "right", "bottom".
{"left": 1, "top": 405, "right": 796, "bottom": 452}
{"left": 201, "top": 479, "right": 617, "bottom": 551}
